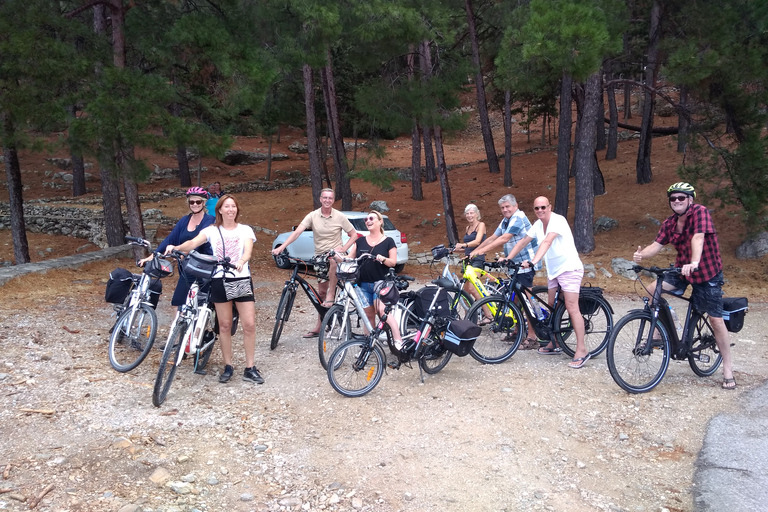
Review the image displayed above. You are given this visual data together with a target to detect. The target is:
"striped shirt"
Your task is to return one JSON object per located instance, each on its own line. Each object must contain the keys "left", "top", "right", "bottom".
{"left": 494, "top": 210, "right": 540, "bottom": 273}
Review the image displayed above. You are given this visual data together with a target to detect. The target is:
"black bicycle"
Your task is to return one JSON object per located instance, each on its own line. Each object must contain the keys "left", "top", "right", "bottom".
{"left": 465, "top": 261, "right": 614, "bottom": 364}
{"left": 271, "top": 253, "right": 333, "bottom": 350}
{"left": 606, "top": 264, "right": 744, "bottom": 394}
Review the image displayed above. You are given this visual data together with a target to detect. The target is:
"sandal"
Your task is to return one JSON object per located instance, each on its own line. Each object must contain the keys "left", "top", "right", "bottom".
{"left": 520, "top": 338, "right": 539, "bottom": 350}
{"left": 722, "top": 377, "right": 737, "bottom": 390}
{"left": 478, "top": 316, "right": 493, "bottom": 326}
{"left": 568, "top": 353, "right": 592, "bottom": 369}
{"left": 537, "top": 345, "right": 562, "bottom": 355}
{"left": 302, "top": 331, "right": 320, "bottom": 339}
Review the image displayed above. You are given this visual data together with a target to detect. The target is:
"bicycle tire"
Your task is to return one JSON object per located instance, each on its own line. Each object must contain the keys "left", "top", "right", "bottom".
{"left": 466, "top": 297, "right": 523, "bottom": 364}
{"left": 607, "top": 311, "right": 671, "bottom": 394}
{"left": 554, "top": 296, "right": 613, "bottom": 358}
{"left": 152, "top": 320, "right": 187, "bottom": 407}
{"left": 270, "top": 287, "right": 294, "bottom": 350}
{"left": 688, "top": 312, "right": 722, "bottom": 377}
{"left": 419, "top": 333, "right": 453, "bottom": 374}
{"left": 108, "top": 303, "right": 158, "bottom": 373}
{"left": 444, "top": 287, "right": 473, "bottom": 320}
{"left": 327, "top": 339, "right": 386, "bottom": 397}
{"left": 318, "top": 304, "right": 361, "bottom": 370}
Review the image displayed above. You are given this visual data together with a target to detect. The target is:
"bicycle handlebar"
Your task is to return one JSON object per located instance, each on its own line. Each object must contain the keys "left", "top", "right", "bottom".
{"left": 632, "top": 264, "right": 683, "bottom": 276}
{"left": 167, "top": 249, "right": 238, "bottom": 270}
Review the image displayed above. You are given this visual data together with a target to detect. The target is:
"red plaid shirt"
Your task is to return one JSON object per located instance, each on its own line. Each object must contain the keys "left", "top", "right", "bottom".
{"left": 655, "top": 203, "right": 722, "bottom": 283}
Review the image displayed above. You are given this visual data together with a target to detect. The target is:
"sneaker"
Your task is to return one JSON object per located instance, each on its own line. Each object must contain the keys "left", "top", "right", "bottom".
{"left": 243, "top": 367, "right": 265, "bottom": 384}
{"left": 219, "top": 365, "right": 234, "bottom": 383}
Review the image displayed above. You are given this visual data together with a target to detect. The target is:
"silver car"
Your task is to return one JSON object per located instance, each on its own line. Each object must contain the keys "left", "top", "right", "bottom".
{"left": 272, "top": 211, "right": 409, "bottom": 272}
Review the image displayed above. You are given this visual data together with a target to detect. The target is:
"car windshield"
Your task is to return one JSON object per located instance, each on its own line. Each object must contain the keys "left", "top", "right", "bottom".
{"left": 349, "top": 217, "right": 396, "bottom": 231}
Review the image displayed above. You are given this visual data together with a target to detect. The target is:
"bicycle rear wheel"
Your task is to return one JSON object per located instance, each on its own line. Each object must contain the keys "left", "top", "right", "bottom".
{"left": 688, "top": 312, "right": 722, "bottom": 377}
{"left": 108, "top": 304, "right": 157, "bottom": 373}
{"left": 271, "top": 287, "right": 295, "bottom": 350}
{"left": 152, "top": 321, "right": 188, "bottom": 407}
{"left": 607, "top": 311, "right": 671, "bottom": 394}
{"left": 327, "top": 339, "right": 386, "bottom": 397}
{"left": 466, "top": 297, "right": 523, "bottom": 364}
{"left": 318, "top": 304, "right": 361, "bottom": 370}
{"left": 554, "top": 296, "right": 613, "bottom": 358}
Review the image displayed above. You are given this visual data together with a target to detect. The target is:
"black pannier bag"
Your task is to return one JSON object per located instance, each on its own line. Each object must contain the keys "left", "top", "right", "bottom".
{"left": 412, "top": 286, "right": 450, "bottom": 318}
{"left": 105, "top": 268, "right": 134, "bottom": 304}
{"left": 182, "top": 250, "right": 218, "bottom": 281}
{"left": 722, "top": 297, "right": 748, "bottom": 333}
{"left": 443, "top": 319, "right": 481, "bottom": 356}
{"left": 578, "top": 286, "right": 604, "bottom": 315}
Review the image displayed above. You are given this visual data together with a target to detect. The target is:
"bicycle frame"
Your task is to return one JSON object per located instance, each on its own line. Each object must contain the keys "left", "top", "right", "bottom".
{"left": 283, "top": 258, "right": 332, "bottom": 317}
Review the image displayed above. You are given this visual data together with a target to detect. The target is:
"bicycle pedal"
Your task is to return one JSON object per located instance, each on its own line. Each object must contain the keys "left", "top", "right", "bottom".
{"left": 387, "top": 360, "right": 401, "bottom": 370}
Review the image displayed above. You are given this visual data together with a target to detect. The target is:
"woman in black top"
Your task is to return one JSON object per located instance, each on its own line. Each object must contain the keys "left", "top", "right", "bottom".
{"left": 344, "top": 211, "right": 403, "bottom": 347}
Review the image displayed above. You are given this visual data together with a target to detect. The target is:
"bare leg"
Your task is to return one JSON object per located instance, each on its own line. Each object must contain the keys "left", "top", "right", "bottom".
{"left": 235, "top": 300, "right": 256, "bottom": 367}
{"left": 325, "top": 260, "right": 338, "bottom": 304}
{"left": 313, "top": 281, "right": 329, "bottom": 333}
{"left": 709, "top": 316, "right": 734, "bottom": 382}
{"left": 215, "top": 301, "right": 234, "bottom": 366}
{"left": 375, "top": 299, "right": 402, "bottom": 345}
{"left": 562, "top": 290, "right": 586, "bottom": 359}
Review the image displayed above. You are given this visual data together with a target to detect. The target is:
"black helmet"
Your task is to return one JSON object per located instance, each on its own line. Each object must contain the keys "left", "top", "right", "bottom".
{"left": 667, "top": 182, "right": 696, "bottom": 199}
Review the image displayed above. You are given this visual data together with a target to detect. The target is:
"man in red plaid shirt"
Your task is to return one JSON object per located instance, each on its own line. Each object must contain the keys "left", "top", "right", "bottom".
{"left": 633, "top": 182, "right": 735, "bottom": 389}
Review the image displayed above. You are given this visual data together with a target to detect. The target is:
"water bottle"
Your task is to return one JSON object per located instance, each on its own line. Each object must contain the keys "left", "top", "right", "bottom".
{"left": 668, "top": 305, "right": 683, "bottom": 337}
{"left": 529, "top": 294, "right": 545, "bottom": 321}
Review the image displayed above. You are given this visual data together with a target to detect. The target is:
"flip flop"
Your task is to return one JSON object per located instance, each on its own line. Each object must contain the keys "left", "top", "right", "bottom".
{"left": 537, "top": 346, "right": 562, "bottom": 355}
{"left": 478, "top": 316, "right": 493, "bottom": 326}
{"left": 722, "top": 377, "right": 737, "bottom": 390}
{"left": 568, "top": 353, "right": 592, "bottom": 369}
{"left": 302, "top": 331, "right": 319, "bottom": 339}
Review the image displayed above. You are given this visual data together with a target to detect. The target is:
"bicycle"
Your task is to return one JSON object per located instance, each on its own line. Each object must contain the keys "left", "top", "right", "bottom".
{"left": 318, "top": 253, "right": 414, "bottom": 370}
{"left": 107, "top": 237, "right": 173, "bottom": 373}
{"left": 271, "top": 252, "right": 333, "bottom": 350}
{"left": 465, "top": 261, "right": 614, "bottom": 364}
{"left": 327, "top": 274, "right": 471, "bottom": 397}
{"left": 606, "top": 264, "right": 741, "bottom": 394}
{"left": 152, "top": 250, "right": 238, "bottom": 407}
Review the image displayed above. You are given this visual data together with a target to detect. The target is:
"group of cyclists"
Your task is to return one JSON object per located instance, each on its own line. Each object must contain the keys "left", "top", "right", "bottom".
{"left": 147, "top": 180, "right": 735, "bottom": 391}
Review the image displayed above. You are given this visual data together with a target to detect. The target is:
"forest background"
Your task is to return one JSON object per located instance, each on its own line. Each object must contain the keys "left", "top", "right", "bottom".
{"left": 1, "top": 0, "right": 767, "bottom": 266}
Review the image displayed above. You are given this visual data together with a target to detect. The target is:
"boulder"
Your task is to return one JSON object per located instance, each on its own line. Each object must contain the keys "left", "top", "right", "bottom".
{"left": 370, "top": 200, "right": 389, "bottom": 213}
{"left": 611, "top": 257, "right": 638, "bottom": 280}
{"left": 594, "top": 216, "right": 618, "bottom": 232}
{"left": 736, "top": 232, "right": 768, "bottom": 260}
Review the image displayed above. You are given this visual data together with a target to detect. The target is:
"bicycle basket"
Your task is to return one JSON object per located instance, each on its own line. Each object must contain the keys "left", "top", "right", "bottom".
{"left": 182, "top": 250, "right": 218, "bottom": 280}
{"left": 145, "top": 257, "right": 174, "bottom": 279}
{"left": 431, "top": 244, "right": 450, "bottom": 260}
{"left": 105, "top": 268, "right": 134, "bottom": 303}
{"left": 375, "top": 280, "right": 400, "bottom": 306}
{"left": 336, "top": 261, "right": 359, "bottom": 281}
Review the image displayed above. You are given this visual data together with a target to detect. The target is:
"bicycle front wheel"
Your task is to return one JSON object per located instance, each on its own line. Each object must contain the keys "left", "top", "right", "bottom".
{"left": 554, "top": 296, "right": 613, "bottom": 358}
{"left": 152, "top": 321, "right": 188, "bottom": 407}
{"left": 607, "top": 311, "right": 671, "bottom": 394}
{"left": 318, "top": 304, "right": 361, "bottom": 370}
{"left": 327, "top": 339, "right": 386, "bottom": 397}
{"left": 466, "top": 297, "right": 523, "bottom": 364}
{"left": 108, "top": 304, "right": 158, "bottom": 373}
{"left": 419, "top": 334, "right": 453, "bottom": 374}
{"left": 271, "top": 287, "right": 295, "bottom": 350}
{"left": 688, "top": 312, "right": 722, "bottom": 377}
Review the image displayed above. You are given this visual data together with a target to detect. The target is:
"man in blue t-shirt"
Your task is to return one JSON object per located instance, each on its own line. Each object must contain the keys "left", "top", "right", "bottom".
{"left": 206, "top": 181, "right": 222, "bottom": 216}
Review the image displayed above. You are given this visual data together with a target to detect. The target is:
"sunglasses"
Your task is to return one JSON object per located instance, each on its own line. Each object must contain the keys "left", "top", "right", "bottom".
{"left": 669, "top": 195, "right": 689, "bottom": 203}
{"left": 366, "top": 215, "right": 379, "bottom": 222}
{"left": 188, "top": 200, "right": 204, "bottom": 205}
{"left": 533, "top": 205, "right": 549, "bottom": 211}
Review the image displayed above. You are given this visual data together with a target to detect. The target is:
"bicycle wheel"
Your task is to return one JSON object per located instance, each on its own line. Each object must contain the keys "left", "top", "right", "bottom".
{"left": 271, "top": 287, "right": 294, "bottom": 350}
{"left": 466, "top": 297, "right": 523, "bottom": 364}
{"left": 419, "top": 333, "right": 453, "bottom": 374}
{"left": 327, "top": 339, "right": 386, "bottom": 397}
{"left": 108, "top": 304, "right": 158, "bottom": 373}
{"left": 152, "top": 321, "right": 188, "bottom": 407}
{"left": 318, "top": 304, "right": 361, "bottom": 370}
{"left": 607, "top": 311, "right": 671, "bottom": 394}
{"left": 444, "top": 287, "right": 473, "bottom": 319}
{"left": 554, "top": 296, "right": 613, "bottom": 358}
{"left": 194, "top": 310, "right": 216, "bottom": 374}
{"left": 688, "top": 312, "right": 722, "bottom": 377}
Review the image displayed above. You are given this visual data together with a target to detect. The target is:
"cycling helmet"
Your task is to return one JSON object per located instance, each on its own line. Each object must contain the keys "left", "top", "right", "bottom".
{"left": 667, "top": 182, "right": 696, "bottom": 199}
{"left": 185, "top": 186, "right": 209, "bottom": 199}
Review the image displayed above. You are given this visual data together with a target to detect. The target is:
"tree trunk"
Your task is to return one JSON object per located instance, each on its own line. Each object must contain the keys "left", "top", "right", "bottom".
{"left": 411, "top": 121, "right": 423, "bottom": 200}
{"left": 503, "top": 89, "right": 513, "bottom": 187}
{"left": 176, "top": 145, "right": 191, "bottom": 187}
{"left": 3, "top": 115, "right": 30, "bottom": 264}
{"left": 464, "top": 0, "right": 500, "bottom": 174}
{"left": 595, "top": 70, "right": 606, "bottom": 151}
{"left": 433, "top": 126, "right": 458, "bottom": 245}
{"left": 66, "top": 105, "right": 86, "bottom": 197}
{"left": 677, "top": 84, "right": 688, "bottom": 153}
{"left": 321, "top": 51, "right": 352, "bottom": 210}
{"left": 422, "top": 125, "right": 436, "bottom": 183}
{"left": 636, "top": 0, "right": 661, "bottom": 184}
{"left": 555, "top": 72, "right": 572, "bottom": 217}
{"left": 570, "top": 84, "right": 583, "bottom": 179}
{"left": 573, "top": 72, "right": 602, "bottom": 254}
{"left": 117, "top": 141, "right": 145, "bottom": 259}
{"left": 606, "top": 78, "right": 618, "bottom": 160}
{"left": 303, "top": 63, "right": 323, "bottom": 209}
{"left": 266, "top": 134, "right": 273, "bottom": 181}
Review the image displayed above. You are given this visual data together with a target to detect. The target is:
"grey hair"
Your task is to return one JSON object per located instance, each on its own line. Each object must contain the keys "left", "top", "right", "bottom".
{"left": 498, "top": 194, "right": 517, "bottom": 207}
{"left": 319, "top": 188, "right": 335, "bottom": 198}
{"left": 464, "top": 204, "right": 481, "bottom": 220}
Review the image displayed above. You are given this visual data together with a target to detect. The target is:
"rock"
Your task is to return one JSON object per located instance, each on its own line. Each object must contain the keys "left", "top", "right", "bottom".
{"left": 645, "top": 213, "right": 661, "bottom": 226}
{"left": 611, "top": 258, "right": 638, "bottom": 280}
{"left": 149, "top": 467, "right": 172, "bottom": 485}
{"left": 370, "top": 200, "right": 390, "bottom": 213}
{"left": 177, "top": 455, "right": 190, "bottom": 463}
{"left": 181, "top": 473, "right": 196, "bottom": 483}
{"left": 207, "top": 477, "right": 219, "bottom": 485}
{"left": 576, "top": 460, "right": 586, "bottom": 469}
{"left": 240, "top": 493, "right": 255, "bottom": 502}
{"left": 594, "top": 216, "right": 619, "bottom": 232}
{"left": 168, "top": 481, "right": 193, "bottom": 494}
{"left": 328, "top": 494, "right": 340, "bottom": 504}
{"left": 599, "top": 267, "right": 613, "bottom": 278}
{"left": 220, "top": 149, "right": 289, "bottom": 165}
{"left": 112, "top": 437, "right": 132, "bottom": 449}
{"left": 46, "top": 157, "right": 72, "bottom": 170}
{"left": 736, "top": 232, "right": 768, "bottom": 259}
{"left": 288, "top": 142, "right": 308, "bottom": 153}
{"left": 352, "top": 497, "right": 363, "bottom": 509}
{"left": 118, "top": 505, "right": 141, "bottom": 512}
{"left": 253, "top": 444, "right": 268, "bottom": 452}
{"left": 279, "top": 497, "right": 302, "bottom": 506}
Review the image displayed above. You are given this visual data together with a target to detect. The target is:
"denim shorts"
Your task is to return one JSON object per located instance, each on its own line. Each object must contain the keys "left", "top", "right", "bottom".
{"left": 356, "top": 281, "right": 378, "bottom": 308}
{"left": 663, "top": 271, "right": 724, "bottom": 317}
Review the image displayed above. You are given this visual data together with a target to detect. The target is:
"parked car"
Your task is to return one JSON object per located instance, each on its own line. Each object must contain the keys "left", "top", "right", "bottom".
{"left": 272, "top": 211, "right": 409, "bottom": 272}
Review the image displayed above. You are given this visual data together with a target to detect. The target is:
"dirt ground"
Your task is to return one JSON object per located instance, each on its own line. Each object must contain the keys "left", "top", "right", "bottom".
{"left": 1, "top": 104, "right": 767, "bottom": 511}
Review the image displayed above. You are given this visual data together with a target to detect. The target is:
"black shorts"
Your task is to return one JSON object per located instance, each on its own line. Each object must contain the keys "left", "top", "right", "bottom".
{"left": 663, "top": 271, "right": 724, "bottom": 318}
{"left": 210, "top": 277, "right": 255, "bottom": 304}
